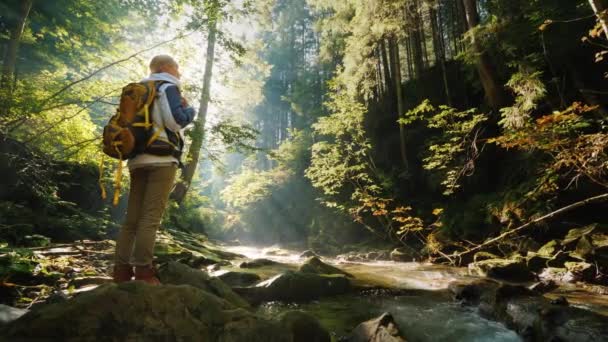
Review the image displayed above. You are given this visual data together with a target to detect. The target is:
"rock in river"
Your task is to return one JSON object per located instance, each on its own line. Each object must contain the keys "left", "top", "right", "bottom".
{"left": 236, "top": 270, "right": 351, "bottom": 303}
{"left": 468, "top": 257, "right": 536, "bottom": 282}
{"left": 346, "top": 312, "right": 407, "bottom": 342}
{"left": 299, "top": 256, "right": 353, "bottom": 278}
{"left": 217, "top": 271, "right": 262, "bottom": 287}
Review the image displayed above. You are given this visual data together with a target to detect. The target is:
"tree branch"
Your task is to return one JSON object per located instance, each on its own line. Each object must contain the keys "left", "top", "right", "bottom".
{"left": 448, "top": 192, "right": 608, "bottom": 260}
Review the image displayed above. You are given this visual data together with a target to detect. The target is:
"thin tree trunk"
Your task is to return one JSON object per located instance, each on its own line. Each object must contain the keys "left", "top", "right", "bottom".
{"left": 1, "top": 0, "right": 33, "bottom": 116}
{"left": 389, "top": 38, "right": 408, "bottom": 168}
{"left": 462, "top": 0, "right": 507, "bottom": 110}
{"left": 375, "top": 47, "right": 383, "bottom": 98}
{"left": 430, "top": 5, "right": 452, "bottom": 105}
{"left": 589, "top": 0, "right": 608, "bottom": 39}
{"left": 417, "top": 0, "right": 429, "bottom": 68}
{"left": 171, "top": 22, "right": 217, "bottom": 204}
{"left": 455, "top": 0, "right": 468, "bottom": 54}
{"left": 380, "top": 39, "right": 392, "bottom": 94}
{"left": 405, "top": 33, "right": 414, "bottom": 79}
{"left": 408, "top": 1, "right": 425, "bottom": 78}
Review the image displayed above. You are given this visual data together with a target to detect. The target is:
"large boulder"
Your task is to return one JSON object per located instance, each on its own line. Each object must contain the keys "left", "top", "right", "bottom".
{"left": 468, "top": 257, "right": 535, "bottom": 282}
{"left": 236, "top": 271, "right": 351, "bottom": 303}
{"left": 299, "top": 257, "right": 353, "bottom": 278}
{"left": 1, "top": 282, "right": 291, "bottom": 341}
{"left": 157, "top": 261, "right": 249, "bottom": 308}
{"left": 279, "top": 311, "right": 330, "bottom": 342}
{"left": 347, "top": 312, "right": 407, "bottom": 342}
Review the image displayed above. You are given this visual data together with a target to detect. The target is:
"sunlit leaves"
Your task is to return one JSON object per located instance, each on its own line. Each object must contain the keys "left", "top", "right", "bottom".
{"left": 401, "top": 99, "right": 488, "bottom": 195}
{"left": 499, "top": 69, "right": 546, "bottom": 130}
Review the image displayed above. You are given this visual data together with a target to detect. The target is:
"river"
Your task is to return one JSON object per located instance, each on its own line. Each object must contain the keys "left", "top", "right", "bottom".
{"left": 223, "top": 245, "right": 523, "bottom": 341}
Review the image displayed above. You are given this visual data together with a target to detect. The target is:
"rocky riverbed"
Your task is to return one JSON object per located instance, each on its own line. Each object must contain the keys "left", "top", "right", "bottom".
{"left": 1, "top": 230, "right": 607, "bottom": 341}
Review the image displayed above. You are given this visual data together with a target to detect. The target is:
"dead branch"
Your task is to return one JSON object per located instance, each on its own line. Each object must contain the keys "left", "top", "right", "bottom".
{"left": 448, "top": 192, "right": 608, "bottom": 260}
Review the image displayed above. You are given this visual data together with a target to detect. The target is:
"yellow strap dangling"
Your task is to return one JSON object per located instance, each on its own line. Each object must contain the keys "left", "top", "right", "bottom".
{"left": 112, "top": 143, "right": 124, "bottom": 206}
{"left": 98, "top": 153, "right": 107, "bottom": 200}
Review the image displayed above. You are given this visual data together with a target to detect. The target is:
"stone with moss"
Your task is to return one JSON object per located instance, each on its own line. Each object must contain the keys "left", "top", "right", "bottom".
{"left": 157, "top": 261, "right": 249, "bottom": 308}
{"left": 468, "top": 257, "right": 535, "bottom": 282}
{"left": 1, "top": 282, "right": 291, "bottom": 341}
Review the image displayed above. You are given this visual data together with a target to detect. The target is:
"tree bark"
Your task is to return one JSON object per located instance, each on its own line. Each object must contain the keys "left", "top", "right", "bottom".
{"left": 461, "top": 0, "right": 507, "bottom": 110}
{"left": 1, "top": 0, "right": 33, "bottom": 116}
{"left": 171, "top": 22, "right": 217, "bottom": 204}
{"left": 589, "top": 0, "right": 608, "bottom": 39}
{"left": 430, "top": 5, "right": 452, "bottom": 105}
{"left": 407, "top": 1, "right": 425, "bottom": 79}
{"left": 380, "top": 39, "right": 392, "bottom": 95}
{"left": 389, "top": 38, "right": 408, "bottom": 168}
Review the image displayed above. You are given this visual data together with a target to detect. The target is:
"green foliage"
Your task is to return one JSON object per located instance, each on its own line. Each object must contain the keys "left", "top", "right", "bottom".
{"left": 307, "top": 83, "right": 379, "bottom": 204}
{"left": 499, "top": 68, "right": 546, "bottom": 129}
{"left": 401, "top": 100, "right": 488, "bottom": 195}
{"left": 164, "top": 193, "right": 218, "bottom": 234}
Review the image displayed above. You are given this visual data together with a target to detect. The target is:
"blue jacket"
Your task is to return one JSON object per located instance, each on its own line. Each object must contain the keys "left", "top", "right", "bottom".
{"left": 164, "top": 85, "right": 195, "bottom": 128}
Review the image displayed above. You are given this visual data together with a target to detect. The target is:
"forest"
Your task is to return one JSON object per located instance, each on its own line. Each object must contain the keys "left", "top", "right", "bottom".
{"left": 1, "top": 0, "right": 607, "bottom": 341}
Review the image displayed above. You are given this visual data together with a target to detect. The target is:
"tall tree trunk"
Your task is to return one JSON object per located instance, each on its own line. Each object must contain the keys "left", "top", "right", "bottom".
{"left": 461, "top": 0, "right": 507, "bottom": 110}
{"left": 380, "top": 39, "right": 392, "bottom": 94}
{"left": 405, "top": 34, "right": 414, "bottom": 79}
{"left": 171, "top": 22, "right": 217, "bottom": 204}
{"left": 389, "top": 38, "right": 408, "bottom": 168}
{"left": 407, "top": 1, "right": 425, "bottom": 78}
{"left": 430, "top": 5, "right": 452, "bottom": 105}
{"left": 454, "top": 0, "right": 468, "bottom": 54}
{"left": 589, "top": 0, "right": 608, "bottom": 39}
{"left": 1, "top": 0, "right": 33, "bottom": 117}
{"left": 375, "top": 47, "right": 383, "bottom": 98}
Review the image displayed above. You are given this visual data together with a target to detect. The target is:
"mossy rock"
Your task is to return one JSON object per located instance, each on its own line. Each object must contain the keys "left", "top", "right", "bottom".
{"left": 2, "top": 282, "right": 291, "bottom": 341}
{"left": 157, "top": 261, "right": 249, "bottom": 308}
{"left": 537, "top": 240, "right": 561, "bottom": 258}
{"left": 468, "top": 258, "right": 535, "bottom": 282}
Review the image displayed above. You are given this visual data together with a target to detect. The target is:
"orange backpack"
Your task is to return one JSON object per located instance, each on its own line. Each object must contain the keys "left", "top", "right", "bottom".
{"left": 102, "top": 81, "right": 159, "bottom": 160}
{"left": 99, "top": 81, "right": 159, "bottom": 205}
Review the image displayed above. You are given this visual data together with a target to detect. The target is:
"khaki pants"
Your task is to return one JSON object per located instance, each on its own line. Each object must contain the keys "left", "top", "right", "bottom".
{"left": 115, "top": 165, "right": 177, "bottom": 266}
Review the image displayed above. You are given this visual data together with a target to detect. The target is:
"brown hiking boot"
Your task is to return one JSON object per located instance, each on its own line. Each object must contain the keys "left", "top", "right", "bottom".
{"left": 134, "top": 265, "right": 160, "bottom": 285}
{"left": 113, "top": 264, "right": 134, "bottom": 283}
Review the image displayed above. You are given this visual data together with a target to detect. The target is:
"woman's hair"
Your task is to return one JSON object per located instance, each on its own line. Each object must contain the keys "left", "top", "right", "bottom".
{"left": 149, "top": 55, "right": 177, "bottom": 73}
